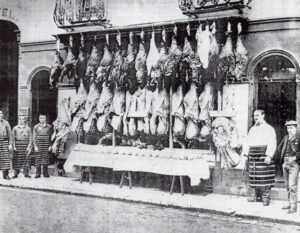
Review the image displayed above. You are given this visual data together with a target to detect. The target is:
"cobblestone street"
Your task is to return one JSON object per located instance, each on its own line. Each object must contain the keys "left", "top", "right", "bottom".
{"left": 0, "top": 187, "right": 299, "bottom": 233}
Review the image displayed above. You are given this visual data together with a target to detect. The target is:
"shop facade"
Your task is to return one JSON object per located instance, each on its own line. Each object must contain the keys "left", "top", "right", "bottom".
{"left": 1, "top": 0, "right": 300, "bottom": 195}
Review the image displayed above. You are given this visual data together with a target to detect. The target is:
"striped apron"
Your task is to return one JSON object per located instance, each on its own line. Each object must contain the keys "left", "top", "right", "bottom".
{"left": 248, "top": 146, "right": 275, "bottom": 188}
{"left": 13, "top": 139, "right": 29, "bottom": 170}
{"left": 35, "top": 133, "right": 51, "bottom": 166}
{"left": 0, "top": 136, "right": 10, "bottom": 170}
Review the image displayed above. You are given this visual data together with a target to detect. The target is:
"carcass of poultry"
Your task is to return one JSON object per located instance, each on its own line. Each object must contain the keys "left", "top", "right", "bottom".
{"left": 60, "top": 46, "right": 77, "bottom": 84}
{"left": 196, "top": 23, "right": 211, "bottom": 69}
{"left": 218, "top": 22, "right": 236, "bottom": 83}
{"left": 83, "top": 79, "right": 100, "bottom": 120}
{"left": 75, "top": 47, "right": 87, "bottom": 89}
{"left": 49, "top": 50, "right": 64, "bottom": 89}
{"left": 85, "top": 39, "right": 102, "bottom": 83}
{"left": 234, "top": 22, "right": 249, "bottom": 81}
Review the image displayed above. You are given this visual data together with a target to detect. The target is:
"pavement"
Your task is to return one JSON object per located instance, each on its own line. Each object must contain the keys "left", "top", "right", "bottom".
{"left": 1, "top": 174, "right": 300, "bottom": 226}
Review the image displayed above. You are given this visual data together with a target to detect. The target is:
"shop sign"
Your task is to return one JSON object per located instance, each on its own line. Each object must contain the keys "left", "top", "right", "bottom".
{"left": 0, "top": 7, "right": 17, "bottom": 23}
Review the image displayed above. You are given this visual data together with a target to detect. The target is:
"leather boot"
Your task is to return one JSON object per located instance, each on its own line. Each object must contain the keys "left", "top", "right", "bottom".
{"left": 43, "top": 165, "right": 49, "bottom": 178}
{"left": 24, "top": 167, "right": 31, "bottom": 178}
{"left": 35, "top": 165, "right": 41, "bottom": 178}
{"left": 3, "top": 170, "right": 10, "bottom": 180}
{"left": 12, "top": 169, "right": 19, "bottom": 179}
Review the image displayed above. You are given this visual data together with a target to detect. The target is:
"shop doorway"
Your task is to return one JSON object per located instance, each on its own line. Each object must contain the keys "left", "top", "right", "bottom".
{"left": 31, "top": 70, "right": 57, "bottom": 125}
{"left": 256, "top": 54, "right": 297, "bottom": 176}
{"left": 0, "top": 20, "right": 19, "bottom": 126}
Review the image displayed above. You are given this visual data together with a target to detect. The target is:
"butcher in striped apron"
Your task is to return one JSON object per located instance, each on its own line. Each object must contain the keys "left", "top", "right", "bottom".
{"left": 33, "top": 114, "right": 53, "bottom": 178}
{"left": 0, "top": 110, "right": 12, "bottom": 179}
{"left": 11, "top": 116, "right": 32, "bottom": 178}
{"left": 242, "top": 110, "right": 277, "bottom": 206}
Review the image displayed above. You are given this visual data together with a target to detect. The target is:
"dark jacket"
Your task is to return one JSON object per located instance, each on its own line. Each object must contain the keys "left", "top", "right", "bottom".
{"left": 277, "top": 134, "right": 300, "bottom": 163}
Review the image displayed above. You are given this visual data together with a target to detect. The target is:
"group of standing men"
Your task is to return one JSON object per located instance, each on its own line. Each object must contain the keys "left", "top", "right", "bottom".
{"left": 244, "top": 109, "right": 300, "bottom": 214}
{"left": 0, "top": 110, "right": 53, "bottom": 179}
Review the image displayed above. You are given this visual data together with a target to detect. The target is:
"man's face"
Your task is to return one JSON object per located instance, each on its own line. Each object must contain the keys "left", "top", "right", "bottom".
{"left": 287, "top": 125, "right": 297, "bottom": 136}
{"left": 253, "top": 111, "right": 264, "bottom": 124}
{"left": 18, "top": 116, "right": 25, "bottom": 125}
{"left": 39, "top": 115, "right": 46, "bottom": 124}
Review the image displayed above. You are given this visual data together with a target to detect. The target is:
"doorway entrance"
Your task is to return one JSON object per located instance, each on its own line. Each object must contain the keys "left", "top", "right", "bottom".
{"left": 256, "top": 54, "right": 297, "bottom": 176}
{"left": 0, "top": 20, "right": 19, "bottom": 126}
{"left": 31, "top": 70, "right": 57, "bottom": 125}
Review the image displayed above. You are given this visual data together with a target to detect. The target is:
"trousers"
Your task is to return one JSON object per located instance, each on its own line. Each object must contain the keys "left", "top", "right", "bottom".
{"left": 253, "top": 186, "right": 271, "bottom": 201}
{"left": 282, "top": 157, "right": 300, "bottom": 209}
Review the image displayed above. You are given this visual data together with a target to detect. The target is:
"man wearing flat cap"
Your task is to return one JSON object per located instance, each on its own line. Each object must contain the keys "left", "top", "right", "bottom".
{"left": 277, "top": 120, "right": 300, "bottom": 214}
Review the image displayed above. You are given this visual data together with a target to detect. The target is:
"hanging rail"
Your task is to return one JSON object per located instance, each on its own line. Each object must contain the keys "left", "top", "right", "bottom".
{"left": 53, "top": 15, "right": 247, "bottom": 39}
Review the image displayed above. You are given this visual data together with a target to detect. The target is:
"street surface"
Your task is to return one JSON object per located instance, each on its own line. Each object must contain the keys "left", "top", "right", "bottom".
{"left": 0, "top": 187, "right": 299, "bottom": 233}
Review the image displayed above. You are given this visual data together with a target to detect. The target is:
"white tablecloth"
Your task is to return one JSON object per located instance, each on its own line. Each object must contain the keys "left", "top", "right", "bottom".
{"left": 64, "top": 146, "right": 213, "bottom": 186}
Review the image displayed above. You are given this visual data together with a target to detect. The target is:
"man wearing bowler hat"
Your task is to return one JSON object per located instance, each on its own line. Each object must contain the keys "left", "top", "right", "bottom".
{"left": 278, "top": 120, "right": 300, "bottom": 214}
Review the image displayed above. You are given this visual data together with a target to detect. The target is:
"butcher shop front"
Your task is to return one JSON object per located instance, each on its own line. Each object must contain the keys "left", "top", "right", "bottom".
{"left": 48, "top": 0, "right": 300, "bottom": 196}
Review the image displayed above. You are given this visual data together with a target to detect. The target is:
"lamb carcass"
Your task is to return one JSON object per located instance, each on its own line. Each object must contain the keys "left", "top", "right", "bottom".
{"left": 60, "top": 46, "right": 77, "bottom": 84}
{"left": 83, "top": 80, "right": 100, "bottom": 120}
{"left": 96, "top": 82, "right": 113, "bottom": 132}
{"left": 96, "top": 41, "right": 113, "bottom": 89}
{"left": 110, "top": 87, "right": 125, "bottom": 132}
{"left": 184, "top": 82, "right": 200, "bottom": 140}
{"left": 83, "top": 108, "right": 97, "bottom": 133}
{"left": 172, "top": 84, "right": 185, "bottom": 136}
{"left": 72, "top": 79, "right": 88, "bottom": 114}
{"left": 85, "top": 40, "right": 102, "bottom": 82}
{"left": 122, "top": 32, "right": 137, "bottom": 95}
{"left": 155, "top": 89, "right": 170, "bottom": 135}
{"left": 218, "top": 22, "right": 235, "bottom": 82}
{"left": 135, "top": 38, "right": 147, "bottom": 87}
{"left": 146, "top": 31, "right": 160, "bottom": 77}
{"left": 49, "top": 50, "right": 64, "bottom": 89}
{"left": 234, "top": 22, "right": 249, "bottom": 81}
{"left": 75, "top": 47, "right": 87, "bottom": 89}
{"left": 196, "top": 24, "right": 211, "bottom": 69}
{"left": 198, "top": 82, "right": 214, "bottom": 121}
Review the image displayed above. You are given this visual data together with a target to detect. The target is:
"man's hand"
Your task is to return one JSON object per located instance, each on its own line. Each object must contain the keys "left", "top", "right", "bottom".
{"left": 8, "top": 145, "right": 12, "bottom": 151}
{"left": 264, "top": 155, "right": 272, "bottom": 164}
{"left": 34, "top": 146, "right": 39, "bottom": 152}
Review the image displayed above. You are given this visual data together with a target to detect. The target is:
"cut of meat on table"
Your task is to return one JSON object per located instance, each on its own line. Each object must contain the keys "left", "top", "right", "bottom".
{"left": 234, "top": 22, "right": 249, "bottom": 81}
{"left": 196, "top": 24, "right": 211, "bottom": 69}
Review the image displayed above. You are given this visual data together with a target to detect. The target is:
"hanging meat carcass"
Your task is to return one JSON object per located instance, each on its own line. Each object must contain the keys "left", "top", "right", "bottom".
{"left": 83, "top": 108, "right": 97, "bottom": 133}
{"left": 205, "top": 22, "right": 220, "bottom": 85}
{"left": 196, "top": 23, "right": 211, "bottom": 69}
{"left": 83, "top": 79, "right": 100, "bottom": 120}
{"left": 146, "top": 31, "right": 160, "bottom": 77}
{"left": 96, "top": 35, "right": 114, "bottom": 90}
{"left": 234, "top": 22, "right": 249, "bottom": 81}
{"left": 198, "top": 82, "right": 214, "bottom": 121}
{"left": 85, "top": 38, "right": 102, "bottom": 84}
{"left": 163, "top": 28, "right": 182, "bottom": 90}
{"left": 124, "top": 32, "right": 148, "bottom": 136}
{"left": 109, "top": 34, "right": 126, "bottom": 133}
{"left": 96, "top": 81, "right": 113, "bottom": 132}
{"left": 218, "top": 22, "right": 235, "bottom": 83}
{"left": 60, "top": 46, "right": 77, "bottom": 84}
{"left": 49, "top": 50, "right": 64, "bottom": 89}
{"left": 72, "top": 79, "right": 88, "bottom": 115}
{"left": 75, "top": 47, "right": 87, "bottom": 89}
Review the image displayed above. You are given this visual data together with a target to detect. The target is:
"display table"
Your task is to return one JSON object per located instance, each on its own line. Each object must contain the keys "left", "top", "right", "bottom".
{"left": 64, "top": 144, "right": 214, "bottom": 191}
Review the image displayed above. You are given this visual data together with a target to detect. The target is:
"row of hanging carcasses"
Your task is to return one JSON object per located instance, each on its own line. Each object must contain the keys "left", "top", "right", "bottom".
{"left": 53, "top": 21, "right": 249, "bottom": 142}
